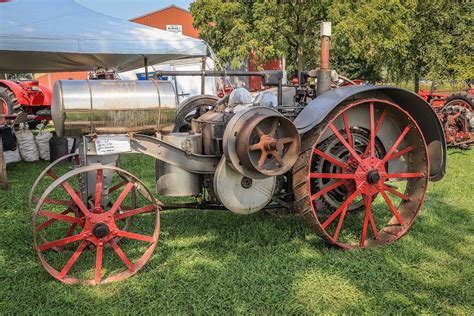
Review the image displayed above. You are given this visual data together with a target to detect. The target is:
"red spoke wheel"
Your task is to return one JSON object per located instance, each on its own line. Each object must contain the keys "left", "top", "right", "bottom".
{"left": 293, "top": 98, "right": 429, "bottom": 249}
{"left": 33, "top": 165, "right": 160, "bottom": 285}
{"left": 29, "top": 153, "right": 81, "bottom": 213}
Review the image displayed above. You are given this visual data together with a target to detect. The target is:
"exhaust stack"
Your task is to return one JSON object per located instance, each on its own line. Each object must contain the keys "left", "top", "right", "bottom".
{"left": 317, "top": 22, "right": 332, "bottom": 95}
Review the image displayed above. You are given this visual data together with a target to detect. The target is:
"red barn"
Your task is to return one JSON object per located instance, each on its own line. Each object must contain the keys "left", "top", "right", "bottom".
{"left": 131, "top": 5, "right": 199, "bottom": 38}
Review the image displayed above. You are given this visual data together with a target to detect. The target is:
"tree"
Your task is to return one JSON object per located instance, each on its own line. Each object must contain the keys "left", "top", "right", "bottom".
{"left": 328, "top": 0, "right": 411, "bottom": 82}
{"left": 190, "top": 0, "right": 329, "bottom": 77}
{"left": 191, "top": 1, "right": 472, "bottom": 87}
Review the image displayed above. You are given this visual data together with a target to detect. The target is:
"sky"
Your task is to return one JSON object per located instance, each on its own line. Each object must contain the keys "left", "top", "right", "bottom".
{"left": 76, "top": 0, "right": 193, "bottom": 20}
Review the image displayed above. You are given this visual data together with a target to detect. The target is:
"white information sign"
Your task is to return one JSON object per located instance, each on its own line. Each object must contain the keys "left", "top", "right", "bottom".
{"left": 95, "top": 136, "right": 131, "bottom": 155}
{"left": 166, "top": 24, "right": 183, "bottom": 35}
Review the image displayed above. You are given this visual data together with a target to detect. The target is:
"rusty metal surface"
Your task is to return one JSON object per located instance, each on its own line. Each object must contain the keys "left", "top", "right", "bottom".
{"left": 235, "top": 114, "right": 300, "bottom": 177}
{"left": 51, "top": 80, "right": 178, "bottom": 137}
{"left": 224, "top": 106, "right": 300, "bottom": 179}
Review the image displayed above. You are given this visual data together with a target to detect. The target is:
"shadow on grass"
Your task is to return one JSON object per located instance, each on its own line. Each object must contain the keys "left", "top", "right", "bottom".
{"left": 0, "top": 157, "right": 472, "bottom": 314}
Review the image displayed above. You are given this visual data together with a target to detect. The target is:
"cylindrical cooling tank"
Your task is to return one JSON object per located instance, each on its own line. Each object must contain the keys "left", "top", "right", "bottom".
{"left": 51, "top": 80, "right": 178, "bottom": 137}
{"left": 155, "top": 133, "right": 202, "bottom": 196}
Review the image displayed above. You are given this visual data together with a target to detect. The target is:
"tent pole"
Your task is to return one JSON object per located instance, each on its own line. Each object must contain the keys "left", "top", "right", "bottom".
{"left": 201, "top": 56, "right": 206, "bottom": 94}
{"left": 144, "top": 56, "right": 149, "bottom": 80}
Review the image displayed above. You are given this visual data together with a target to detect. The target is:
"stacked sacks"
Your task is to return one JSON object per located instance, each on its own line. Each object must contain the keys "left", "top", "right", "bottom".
{"left": 35, "top": 123, "right": 53, "bottom": 161}
{"left": 15, "top": 123, "right": 39, "bottom": 162}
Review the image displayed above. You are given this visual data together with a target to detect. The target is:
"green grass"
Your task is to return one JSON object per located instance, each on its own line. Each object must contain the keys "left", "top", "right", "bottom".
{"left": 0, "top": 150, "right": 473, "bottom": 314}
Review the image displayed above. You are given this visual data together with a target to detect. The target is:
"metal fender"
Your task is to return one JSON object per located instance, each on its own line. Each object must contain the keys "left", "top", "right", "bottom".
{"left": 0, "top": 79, "right": 29, "bottom": 104}
{"left": 293, "top": 85, "right": 446, "bottom": 181}
{"left": 38, "top": 83, "right": 52, "bottom": 105}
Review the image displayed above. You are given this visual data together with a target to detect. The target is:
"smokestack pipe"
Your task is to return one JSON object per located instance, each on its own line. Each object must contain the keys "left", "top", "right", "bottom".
{"left": 317, "top": 22, "right": 332, "bottom": 95}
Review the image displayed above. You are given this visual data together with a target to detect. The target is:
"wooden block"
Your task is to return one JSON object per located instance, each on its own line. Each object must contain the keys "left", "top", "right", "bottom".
{"left": 0, "top": 134, "right": 8, "bottom": 190}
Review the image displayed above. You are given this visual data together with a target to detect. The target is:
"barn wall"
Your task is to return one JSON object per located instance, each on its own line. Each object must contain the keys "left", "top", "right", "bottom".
{"left": 131, "top": 6, "right": 199, "bottom": 38}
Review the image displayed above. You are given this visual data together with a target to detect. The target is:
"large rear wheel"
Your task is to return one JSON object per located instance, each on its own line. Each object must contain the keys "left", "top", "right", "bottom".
{"left": 293, "top": 98, "right": 429, "bottom": 249}
{"left": 0, "top": 87, "right": 19, "bottom": 115}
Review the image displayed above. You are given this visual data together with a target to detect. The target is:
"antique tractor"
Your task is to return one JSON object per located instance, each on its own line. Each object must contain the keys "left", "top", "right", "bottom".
{"left": 29, "top": 23, "right": 446, "bottom": 285}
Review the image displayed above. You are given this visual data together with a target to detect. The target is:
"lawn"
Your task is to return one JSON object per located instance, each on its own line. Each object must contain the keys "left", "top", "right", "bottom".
{"left": 0, "top": 149, "right": 472, "bottom": 314}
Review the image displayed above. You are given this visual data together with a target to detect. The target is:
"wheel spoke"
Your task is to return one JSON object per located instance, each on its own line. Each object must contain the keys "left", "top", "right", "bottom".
{"left": 37, "top": 210, "right": 82, "bottom": 224}
{"left": 269, "top": 118, "right": 278, "bottom": 137}
{"left": 369, "top": 102, "right": 375, "bottom": 157}
{"left": 272, "top": 151, "right": 284, "bottom": 166}
{"left": 363, "top": 108, "right": 388, "bottom": 157}
{"left": 63, "top": 222, "right": 79, "bottom": 241}
{"left": 59, "top": 241, "right": 88, "bottom": 278}
{"left": 360, "top": 196, "right": 372, "bottom": 247}
{"left": 310, "top": 180, "right": 345, "bottom": 201}
{"left": 255, "top": 126, "right": 265, "bottom": 137}
{"left": 61, "top": 181, "right": 91, "bottom": 217}
{"left": 109, "top": 182, "right": 135, "bottom": 214}
{"left": 249, "top": 143, "right": 260, "bottom": 151}
{"left": 386, "top": 146, "right": 414, "bottom": 161}
{"left": 94, "top": 169, "right": 103, "bottom": 210}
{"left": 379, "top": 189, "right": 404, "bottom": 225}
{"left": 95, "top": 245, "right": 103, "bottom": 284}
{"left": 116, "top": 230, "right": 155, "bottom": 243}
{"left": 321, "top": 190, "right": 360, "bottom": 229}
{"left": 383, "top": 184, "right": 410, "bottom": 201}
{"left": 279, "top": 137, "right": 294, "bottom": 144}
{"left": 368, "top": 208, "right": 379, "bottom": 240}
{"left": 310, "top": 173, "right": 356, "bottom": 179}
{"left": 329, "top": 123, "right": 363, "bottom": 164}
{"left": 32, "top": 196, "right": 73, "bottom": 206}
{"left": 35, "top": 208, "right": 72, "bottom": 232}
{"left": 46, "top": 169, "right": 59, "bottom": 180}
{"left": 332, "top": 205, "right": 348, "bottom": 242}
{"left": 37, "top": 234, "right": 85, "bottom": 251}
{"left": 109, "top": 180, "right": 127, "bottom": 194}
{"left": 386, "top": 172, "right": 424, "bottom": 179}
{"left": 109, "top": 239, "right": 134, "bottom": 271}
{"left": 342, "top": 112, "right": 353, "bottom": 148}
{"left": 257, "top": 151, "right": 267, "bottom": 169}
{"left": 381, "top": 126, "right": 411, "bottom": 164}
{"left": 115, "top": 204, "right": 156, "bottom": 221}
{"left": 313, "top": 148, "right": 346, "bottom": 168}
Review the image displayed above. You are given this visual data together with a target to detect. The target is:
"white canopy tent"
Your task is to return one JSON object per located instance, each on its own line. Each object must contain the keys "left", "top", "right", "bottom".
{"left": 0, "top": 0, "right": 209, "bottom": 72}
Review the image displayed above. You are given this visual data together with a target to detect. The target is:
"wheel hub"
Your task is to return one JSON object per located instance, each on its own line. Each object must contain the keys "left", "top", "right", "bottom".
{"left": 355, "top": 157, "right": 386, "bottom": 197}
{"left": 367, "top": 170, "right": 381, "bottom": 184}
{"left": 92, "top": 222, "right": 110, "bottom": 238}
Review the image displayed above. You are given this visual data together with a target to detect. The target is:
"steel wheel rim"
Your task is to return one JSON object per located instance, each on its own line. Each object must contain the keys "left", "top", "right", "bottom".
{"left": 33, "top": 165, "right": 160, "bottom": 285}
{"left": 307, "top": 99, "right": 429, "bottom": 249}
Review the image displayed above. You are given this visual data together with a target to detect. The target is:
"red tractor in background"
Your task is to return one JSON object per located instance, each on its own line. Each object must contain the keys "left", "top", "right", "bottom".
{"left": 418, "top": 88, "right": 474, "bottom": 148}
{"left": 0, "top": 79, "right": 52, "bottom": 121}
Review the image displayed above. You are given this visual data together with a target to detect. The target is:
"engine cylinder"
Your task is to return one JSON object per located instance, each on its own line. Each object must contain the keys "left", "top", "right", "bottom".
{"left": 155, "top": 132, "right": 203, "bottom": 196}
{"left": 51, "top": 80, "right": 177, "bottom": 137}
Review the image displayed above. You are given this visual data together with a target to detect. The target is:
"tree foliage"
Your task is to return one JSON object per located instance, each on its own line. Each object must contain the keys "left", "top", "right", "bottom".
{"left": 190, "top": 0, "right": 473, "bottom": 85}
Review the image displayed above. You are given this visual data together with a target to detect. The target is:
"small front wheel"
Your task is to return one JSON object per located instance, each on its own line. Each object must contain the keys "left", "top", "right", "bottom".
{"left": 33, "top": 165, "right": 160, "bottom": 285}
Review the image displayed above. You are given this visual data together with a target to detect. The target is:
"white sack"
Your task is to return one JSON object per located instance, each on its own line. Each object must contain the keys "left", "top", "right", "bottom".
{"left": 35, "top": 129, "right": 52, "bottom": 160}
{"left": 16, "top": 125, "right": 39, "bottom": 162}
{"left": 4, "top": 148, "right": 21, "bottom": 164}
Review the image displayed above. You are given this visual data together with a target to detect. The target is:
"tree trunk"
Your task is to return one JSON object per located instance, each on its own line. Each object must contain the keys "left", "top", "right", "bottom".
{"left": 297, "top": 43, "right": 303, "bottom": 77}
{"left": 414, "top": 73, "right": 420, "bottom": 93}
